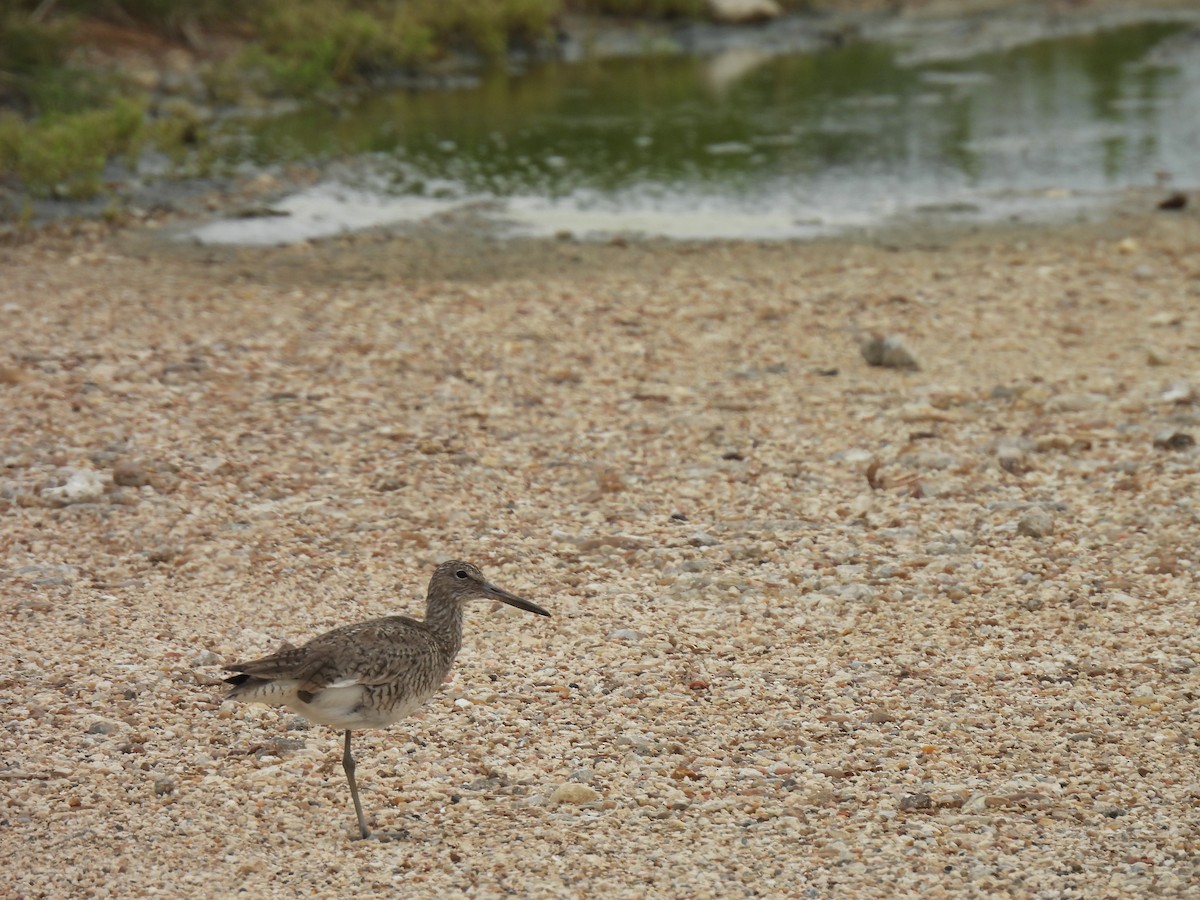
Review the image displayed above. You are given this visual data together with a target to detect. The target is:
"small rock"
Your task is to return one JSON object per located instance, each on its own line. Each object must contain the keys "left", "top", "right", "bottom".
{"left": 896, "top": 403, "right": 955, "bottom": 423}
{"left": 1157, "top": 192, "right": 1188, "bottom": 211}
{"left": 1146, "top": 346, "right": 1170, "bottom": 366}
{"left": 689, "top": 531, "right": 721, "bottom": 547}
{"left": 264, "top": 737, "right": 306, "bottom": 755}
{"left": 42, "top": 469, "right": 105, "bottom": 505}
{"left": 1033, "top": 434, "right": 1084, "bottom": 453}
{"left": 112, "top": 458, "right": 152, "bottom": 487}
{"left": 1161, "top": 382, "right": 1194, "bottom": 403}
{"left": 607, "top": 628, "right": 643, "bottom": 641}
{"left": 1045, "top": 392, "right": 1104, "bottom": 413}
{"left": 962, "top": 793, "right": 989, "bottom": 814}
{"left": 860, "top": 334, "right": 920, "bottom": 370}
{"left": 1020, "top": 384, "right": 1054, "bottom": 405}
{"left": 193, "top": 649, "right": 220, "bottom": 666}
{"left": 899, "top": 792, "right": 932, "bottom": 811}
{"left": 1148, "top": 311, "right": 1183, "bottom": 327}
{"left": 549, "top": 783, "right": 600, "bottom": 805}
{"left": 147, "top": 545, "right": 178, "bottom": 563}
{"left": 576, "top": 534, "right": 646, "bottom": 552}
{"left": 1017, "top": 508, "right": 1054, "bottom": 538}
{"left": 106, "top": 458, "right": 181, "bottom": 495}
{"left": 1153, "top": 431, "right": 1195, "bottom": 451}
{"left": 835, "top": 447, "right": 875, "bottom": 464}
{"left": 998, "top": 450, "right": 1031, "bottom": 475}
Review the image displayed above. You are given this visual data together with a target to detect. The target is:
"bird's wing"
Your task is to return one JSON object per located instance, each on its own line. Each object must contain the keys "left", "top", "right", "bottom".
{"left": 227, "top": 616, "right": 442, "bottom": 690}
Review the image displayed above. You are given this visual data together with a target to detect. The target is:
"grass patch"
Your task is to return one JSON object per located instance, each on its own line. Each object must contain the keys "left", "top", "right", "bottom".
{"left": 417, "top": 0, "right": 561, "bottom": 63}
{"left": 249, "top": 0, "right": 561, "bottom": 92}
{"left": 0, "top": 98, "right": 145, "bottom": 198}
{"left": 249, "top": 2, "right": 435, "bottom": 93}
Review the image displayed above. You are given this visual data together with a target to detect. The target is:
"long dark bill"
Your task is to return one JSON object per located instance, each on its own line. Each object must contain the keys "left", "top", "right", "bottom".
{"left": 486, "top": 583, "right": 551, "bottom": 617}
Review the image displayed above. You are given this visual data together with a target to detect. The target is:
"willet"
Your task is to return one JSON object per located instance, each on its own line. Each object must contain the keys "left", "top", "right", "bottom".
{"left": 223, "top": 560, "right": 550, "bottom": 839}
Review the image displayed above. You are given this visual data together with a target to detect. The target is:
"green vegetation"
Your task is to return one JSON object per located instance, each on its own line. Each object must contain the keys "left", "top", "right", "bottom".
{"left": 0, "top": 98, "right": 144, "bottom": 198}
{"left": 0, "top": 0, "right": 812, "bottom": 200}
{"left": 1, "top": 0, "right": 580, "bottom": 198}
{"left": 245, "top": 0, "right": 561, "bottom": 93}
{"left": 0, "top": 7, "right": 149, "bottom": 197}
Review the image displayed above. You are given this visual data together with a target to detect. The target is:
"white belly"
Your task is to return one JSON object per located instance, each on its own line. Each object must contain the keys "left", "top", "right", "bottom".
{"left": 235, "top": 678, "right": 441, "bottom": 731}
{"left": 287, "top": 685, "right": 434, "bottom": 730}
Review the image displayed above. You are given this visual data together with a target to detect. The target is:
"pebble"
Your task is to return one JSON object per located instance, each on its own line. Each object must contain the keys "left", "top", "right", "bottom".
{"left": 607, "top": 628, "right": 643, "bottom": 641}
{"left": 42, "top": 468, "right": 105, "bottom": 505}
{"left": 1153, "top": 430, "right": 1194, "bottom": 450}
{"left": 1017, "top": 507, "right": 1055, "bottom": 538}
{"left": 1148, "top": 311, "right": 1183, "bottom": 327}
{"left": 1044, "top": 392, "right": 1104, "bottom": 413}
{"left": 112, "top": 458, "right": 153, "bottom": 487}
{"left": 549, "top": 783, "right": 600, "bottom": 805}
{"left": 899, "top": 793, "right": 932, "bottom": 811}
{"left": 895, "top": 403, "right": 955, "bottom": 423}
{"left": 860, "top": 333, "right": 920, "bottom": 370}
{"left": 1161, "top": 382, "right": 1194, "bottom": 404}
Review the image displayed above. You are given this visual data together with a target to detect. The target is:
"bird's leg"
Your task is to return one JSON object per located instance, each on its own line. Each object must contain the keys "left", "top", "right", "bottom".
{"left": 342, "top": 730, "right": 369, "bottom": 840}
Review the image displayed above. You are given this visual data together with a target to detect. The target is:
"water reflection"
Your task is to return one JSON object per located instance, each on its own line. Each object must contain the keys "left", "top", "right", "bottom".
{"left": 199, "top": 19, "right": 1199, "bottom": 243}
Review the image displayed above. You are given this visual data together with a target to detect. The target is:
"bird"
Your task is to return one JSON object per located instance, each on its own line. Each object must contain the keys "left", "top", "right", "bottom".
{"left": 223, "top": 559, "right": 550, "bottom": 839}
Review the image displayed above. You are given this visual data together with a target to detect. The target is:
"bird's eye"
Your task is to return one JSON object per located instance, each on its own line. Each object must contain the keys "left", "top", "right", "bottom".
{"left": 455, "top": 570, "right": 468, "bottom": 579}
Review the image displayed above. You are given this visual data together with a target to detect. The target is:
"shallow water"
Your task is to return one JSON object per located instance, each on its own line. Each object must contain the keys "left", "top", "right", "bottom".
{"left": 190, "top": 13, "right": 1200, "bottom": 245}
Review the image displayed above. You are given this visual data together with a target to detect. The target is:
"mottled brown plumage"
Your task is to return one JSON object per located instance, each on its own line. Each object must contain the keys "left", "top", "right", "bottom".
{"left": 224, "top": 560, "right": 549, "bottom": 839}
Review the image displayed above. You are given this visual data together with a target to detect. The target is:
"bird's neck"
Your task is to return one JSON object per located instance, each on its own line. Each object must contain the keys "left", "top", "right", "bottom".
{"left": 424, "top": 596, "right": 464, "bottom": 659}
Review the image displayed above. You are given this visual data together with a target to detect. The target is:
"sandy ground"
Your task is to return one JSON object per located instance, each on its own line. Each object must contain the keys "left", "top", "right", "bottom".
{"left": 2, "top": 202, "right": 1199, "bottom": 898}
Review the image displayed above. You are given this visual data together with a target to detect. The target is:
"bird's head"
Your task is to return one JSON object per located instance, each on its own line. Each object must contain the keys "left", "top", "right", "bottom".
{"left": 431, "top": 560, "right": 550, "bottom": 616}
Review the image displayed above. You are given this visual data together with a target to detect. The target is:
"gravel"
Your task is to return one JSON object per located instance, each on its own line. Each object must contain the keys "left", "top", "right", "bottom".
{"left": 3, "top": 206, "right": 1200, "bottom": 896}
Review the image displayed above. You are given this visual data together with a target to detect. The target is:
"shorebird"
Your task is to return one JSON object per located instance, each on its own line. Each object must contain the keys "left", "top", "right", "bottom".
{"left": 223, "top": 560, "right": 550, "bottom": 839}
